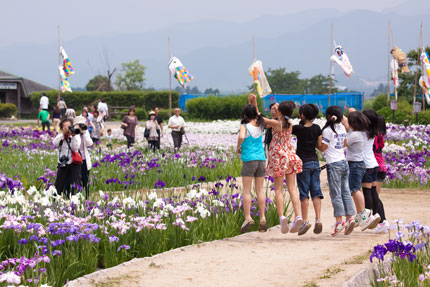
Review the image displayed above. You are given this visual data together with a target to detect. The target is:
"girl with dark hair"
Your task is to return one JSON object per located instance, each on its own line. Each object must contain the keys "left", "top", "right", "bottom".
{"left": 320, "top": 106, "right": 355, "bottom": 237}
{"left": 237, "top": 101, "right": 267, "bottom": 233}
{"left": 292, "top": 104, "right": 324, "bottom": 235}
{"left": 91, "top": 110, "right": 103, "bottom": 147}
{"left": 121, "top": 107, "right": 139, "bottom": 149}
{"left": 361, "top": 110, "right": 386, "bottom": 230}
{"left": 343, "top": 111, "right": 380, "bottom": 232}
{"left": 250, "top": 96, "right": 303, "bottom": 234}
{"left": 372, "top": 114, "right": 389, "bottom": 233}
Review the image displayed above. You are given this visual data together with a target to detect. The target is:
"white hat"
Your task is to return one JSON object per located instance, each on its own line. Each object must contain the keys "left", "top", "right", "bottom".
{"left": 149, "top": 111, "right": 156, "bottom": 116}
{"left": 74, "top": 116, "right": 86, "bottom": 126}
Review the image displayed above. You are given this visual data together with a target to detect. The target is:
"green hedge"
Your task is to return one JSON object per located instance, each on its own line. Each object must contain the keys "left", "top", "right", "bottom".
{"left": 186, "top": 94, "right": 263, "bottom": 120}
{"left": 0, "top": 103, "right": 18, "bottom": 118}
{"left": 30, "top": 91, "right": 179, "bottom": 113}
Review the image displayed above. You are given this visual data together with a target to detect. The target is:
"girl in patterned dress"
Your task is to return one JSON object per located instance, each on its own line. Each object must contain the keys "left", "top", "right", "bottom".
{"left": 251, "top": 97, "right": 303, "bottom": 234}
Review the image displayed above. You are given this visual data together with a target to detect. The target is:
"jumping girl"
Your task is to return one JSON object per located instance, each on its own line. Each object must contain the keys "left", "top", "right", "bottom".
{"left": 237, "top": 102, "right": 267, "bottom": 233}
{"left": 320, "top": 106, "right": 355, "bottom": 237}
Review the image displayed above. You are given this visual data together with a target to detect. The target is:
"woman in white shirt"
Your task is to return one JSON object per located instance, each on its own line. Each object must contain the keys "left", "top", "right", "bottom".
{"left": 73, "top": 116, "right": 93, "bottom": 199}
{"left": 167, "top": 108, "right": 185, "bottom": 150}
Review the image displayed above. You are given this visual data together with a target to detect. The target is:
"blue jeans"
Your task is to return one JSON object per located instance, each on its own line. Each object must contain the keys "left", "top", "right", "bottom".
{"left": 297, "top": 161, "right": 323, "bottom": 201}
{"left": 327, "top": 160, "right": 355, "bottom": 217}
{"left": 348, "top": 161, "right": 366, "bottom": 193}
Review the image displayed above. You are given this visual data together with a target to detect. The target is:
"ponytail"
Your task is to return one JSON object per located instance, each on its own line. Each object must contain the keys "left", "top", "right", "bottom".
{"left": 322, "top": 106, "right": 343, "bottom": 134}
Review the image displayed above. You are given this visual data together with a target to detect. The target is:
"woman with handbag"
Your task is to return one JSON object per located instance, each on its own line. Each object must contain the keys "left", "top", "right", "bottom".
{"left": 53, "top": 119, "right": 82, "bottom": 198}
{"left": 91, "top": 110, "right": 104, "bottom": 147}
{"left": 121, "top": 107, "right": 139, "bottom": 149}
{"left": 146, "top": 111, "right": 160, "bottom": 151}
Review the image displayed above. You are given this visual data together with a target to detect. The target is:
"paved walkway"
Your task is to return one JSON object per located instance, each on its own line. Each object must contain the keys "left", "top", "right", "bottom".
{"left": 69, "top": 188, "right": 430, "bottom": 287}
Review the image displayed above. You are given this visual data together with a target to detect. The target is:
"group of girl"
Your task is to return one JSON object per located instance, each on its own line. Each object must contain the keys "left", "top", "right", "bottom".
{"left": 237, "top": 94, "right": 389, "bottom": 237}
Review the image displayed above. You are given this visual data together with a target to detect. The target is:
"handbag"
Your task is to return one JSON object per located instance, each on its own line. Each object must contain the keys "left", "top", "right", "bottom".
{"left": 71, "top": 151, "right": 83, "bottom": 165}
{"left": 180, "top": 127, "right": 185, "bottom": 135}
{"left": 144, "top": 128, "right": 150, "bottom": 138}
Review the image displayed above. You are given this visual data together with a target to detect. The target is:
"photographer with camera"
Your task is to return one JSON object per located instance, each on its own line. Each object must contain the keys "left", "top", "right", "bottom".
{"left": 53, "top": 119, "right": 82, "bottom": 197}
{"left": 73, "top": 116, "right": 93, "bottom": 199}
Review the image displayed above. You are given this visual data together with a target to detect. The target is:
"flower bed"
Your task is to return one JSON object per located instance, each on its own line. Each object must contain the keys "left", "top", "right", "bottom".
{"left": 0, "top": 180, "right": 282, "bottom": 286}
{"left": 370, "top": 220, "right": 430, "bottom": 286}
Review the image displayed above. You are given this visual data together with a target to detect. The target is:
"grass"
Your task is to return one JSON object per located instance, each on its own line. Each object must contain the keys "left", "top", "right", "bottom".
{"left": 318, "top": 267, "right": 344, "bottom": 279}
{"left": 344, "top": 250, "right": 373, "bottom": 265}
{"left": 303, "top": 281, "right": 319, "bottom": 287}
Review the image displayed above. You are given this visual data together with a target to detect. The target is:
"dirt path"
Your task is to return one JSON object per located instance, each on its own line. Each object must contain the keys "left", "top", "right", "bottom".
{"left": 70, "top": 188, "right": 430, "bottom": 287}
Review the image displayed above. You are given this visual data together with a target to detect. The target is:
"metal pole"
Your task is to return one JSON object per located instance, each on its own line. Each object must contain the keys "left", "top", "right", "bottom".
{"left": 58, "top": 25, "right": 61, "bottom": 102}
{"left": 387, "top": 21, "right": 391, "bottom": 102}
{"left": 391, "top": 28, "right": 398, "bottom": 101}
{"left": 413, "top": 23, "right": 423, "bottom": 104}
{"left": 168, "top": 37, "right": 172, "bottom": 117}
{"left": 328, "top": 24, "right": 333, "bottom": 107}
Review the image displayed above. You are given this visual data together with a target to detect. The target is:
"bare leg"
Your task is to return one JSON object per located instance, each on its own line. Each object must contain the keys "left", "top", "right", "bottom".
{"left": 312, "top": 197, "right": 322, "bottom": 221}
{"left": 301, "top": 198, "right": 309, "bottom": 222}
{"left": 273, "top": 176, "right": 285, "bottom": 219}
{"left": 352, "top": 191, "right": 365, "bottom": 214}
{"left": 242, "top": 176, "right": 253, "bottom": 221}
{"left": 254, "top": 177, "right": 266, "bottom": 221}
{"left": 285, "top": 174, "right": 301, "bottom": 218}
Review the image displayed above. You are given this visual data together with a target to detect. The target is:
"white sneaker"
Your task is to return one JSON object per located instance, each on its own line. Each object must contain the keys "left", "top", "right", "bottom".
{"left": 344, "top": 218, "right": 355, "bottom": 235}
{"left": 372, "top": 220, "right": 390, "bottom": 234}
{"left": 332, "top": 221, "right": 345, "bottom": 237}
{"left": 354, "top": 214, "right": 360, "bottom": 228}
{"left": 359, "top": 209, "right": 380, "bottom": 231}
{"left": 290, "top": 216, "right": 304, "bottom": 233}
{"left": 368, "top": 213, "right": 381, "bottom": 230}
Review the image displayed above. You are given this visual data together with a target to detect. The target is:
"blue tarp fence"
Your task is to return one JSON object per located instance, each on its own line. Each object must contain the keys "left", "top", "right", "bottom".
{"left": 179, "top": 92, "right": 364, "bottom": 114}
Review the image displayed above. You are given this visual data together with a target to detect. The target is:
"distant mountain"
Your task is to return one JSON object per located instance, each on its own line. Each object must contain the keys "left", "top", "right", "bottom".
{"left": 0, "top": 1, "right": 429, "bottom": 94}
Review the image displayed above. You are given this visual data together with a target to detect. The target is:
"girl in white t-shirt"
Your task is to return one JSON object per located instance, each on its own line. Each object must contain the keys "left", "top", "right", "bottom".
{"left": 361, "top": 110, "right": 386, "bottom": 230}
{"left": 320, "top": 106, "right": 355, "bottom": 237}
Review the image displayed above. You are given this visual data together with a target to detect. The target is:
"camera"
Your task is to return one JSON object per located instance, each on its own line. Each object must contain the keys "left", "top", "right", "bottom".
{"left": 78, "top": 123, "right": 87, "bottom": 131}
{"left": 59, "top": 155, "right": 69, "bottom": 168}
{"left": 68, "top": 126, "right": 81, "bottom": 135}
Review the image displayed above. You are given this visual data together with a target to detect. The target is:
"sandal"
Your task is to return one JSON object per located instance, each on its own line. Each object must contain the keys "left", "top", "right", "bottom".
{"left": 241, "top": 219, "right": 255, "bottom": 233}
{"left": 259, "top": 220, "right": 268, "bottom": 232}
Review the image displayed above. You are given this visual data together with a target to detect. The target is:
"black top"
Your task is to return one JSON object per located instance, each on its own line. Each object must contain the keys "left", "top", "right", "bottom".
{"left": 292, "top": 124, "right": 322, "bottom": 163}
{"left": 52, "top": 110, "right": 61, "bottom": 119}
{"left": 155, "top": 115, "right": 163, "bottom": 130}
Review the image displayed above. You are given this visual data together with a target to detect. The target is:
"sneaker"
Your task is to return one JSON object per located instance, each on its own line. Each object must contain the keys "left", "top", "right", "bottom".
{"left": 344, "top": 218, "right": 355, "bottom": 235}
{"left": 368, "top": 214, "right": 381, "bottom": 230}
{"left": 280, "top": 216, "right": 289, "bottom": 234}
{"left": 359, "top": 209, "right": 379, "bottom": 231}
{"left": 332, "top": 221, "right": 345, "bottom": 237}
{"left": 240, "top": 219, "right": 254, "bottom": 233}
{"left": 298, "top": 221, "right": 312, "bottom": 236}
{"left": 372, "top": 220, "right": 390, "bottom": 234}
{"left": 314, "top": 219, "right": 323, "bottom": 234}
{"left": 290, "top": 216, "right": 304, "bottom": 233}
{"left": 354, "top": 214, "right": 360, "bottom": 228}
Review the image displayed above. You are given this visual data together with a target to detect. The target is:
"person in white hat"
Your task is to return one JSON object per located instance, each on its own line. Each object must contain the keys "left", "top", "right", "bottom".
{"left": 146, "top": 111, "right": 160, "bottom": 151}
{"left": 72, "top": 116, "right": 93, "bottom": 199}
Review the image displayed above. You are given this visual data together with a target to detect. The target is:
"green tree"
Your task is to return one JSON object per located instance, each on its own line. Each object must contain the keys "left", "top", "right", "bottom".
{"left": 307, "top": 74, "right": 336, "bottom": 94}
{"left": 115, "top": 59, "right": 146, "bottom": 91}
{"left": 85, "top": 75, "right": 112, "bottom": 91}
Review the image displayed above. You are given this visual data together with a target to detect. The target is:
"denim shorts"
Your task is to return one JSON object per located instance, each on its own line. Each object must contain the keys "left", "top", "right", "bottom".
{"left": 348, "top": 161, "right": 366, "bottom": 193}
{"left": 376, "top": 171, "right": 387, "bottom": 182}
{"left": 241, "top": 160, "right": 266, "bottom": 177}
{"left": 296, "top": 161, "right": 323, "bottom": 201}
{"left": 362, "top": 167, "right": 379, "bottom": 183}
